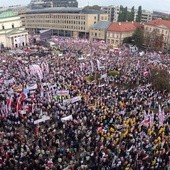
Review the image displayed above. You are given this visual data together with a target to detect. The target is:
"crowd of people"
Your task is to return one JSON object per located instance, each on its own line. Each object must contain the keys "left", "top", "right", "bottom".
{"left": 0, "top": 37, "right": 170, "bottom": 170}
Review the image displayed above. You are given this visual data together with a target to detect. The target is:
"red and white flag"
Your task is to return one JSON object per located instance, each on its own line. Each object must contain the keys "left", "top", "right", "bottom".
{"left": 140, "top": 110, "right": 149, "bottom": 127}
{"left": 149, "top": 111, "right": 154, "bottom": 127}
{"left": 16, "top": 93, "right": 27, "bottom": 114}
{"left": 6, "top": 96, "right": 13, "bottom": 113}
{"left": 158, "top": 105, "right": 165, "bottom": 128}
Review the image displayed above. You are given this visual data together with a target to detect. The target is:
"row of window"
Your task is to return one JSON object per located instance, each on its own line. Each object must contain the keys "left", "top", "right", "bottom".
{"left": 107, "top": 39, "right": 119, "bottom": 44}
{"left": 91, "top": 32, "right": 104, "bottom": 37}
{"left": 145, "top": 26, "right": 168, "bottom": 35}
{"left": 100, "top": 16, "right": 108, "bottom": 21}
{"left": 1, "top": 24, "right": 14, "bottom": 30}
{"left": 26, "top": 15, "right": 86, "bottom": 20}
{"left": 27, "top": 19, "right": 85, "bottom": 25}
{"left": 27, "top": 24, "right": 85, "bottom": 30}
{"left": 107, "top": 32, "right": 120, "bottom": 38}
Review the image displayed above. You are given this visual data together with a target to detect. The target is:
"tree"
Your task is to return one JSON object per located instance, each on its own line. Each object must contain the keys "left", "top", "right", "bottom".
{"left": 118, "top": 6, "right": 131, "bottom": 22}
{"left": 129, "top": 6, "right": 135, "bottom": 21}
{"left": 123, "top": 7, "right": 128, "bottom": 21}
{"left": 149, "top": 68, "right": 170, "bottom": 92}
{"left": 123, "top": 37, "right": 133, "bottom": 44}
{"left": 132, "top": 28, "right": 144, "bottom": 48}
{"left": 118, "top": 5, "right": 124, "bottom": 22}
{"left": 144, "top": 29, "right": 164, "bottom": 51}
{"left": 136, "top": 6, "right": 142, "bottom": 22}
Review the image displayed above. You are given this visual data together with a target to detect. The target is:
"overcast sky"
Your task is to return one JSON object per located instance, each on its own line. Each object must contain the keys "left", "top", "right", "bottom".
{"left": 1, "top": 0, "right": 170, "bottom": 12}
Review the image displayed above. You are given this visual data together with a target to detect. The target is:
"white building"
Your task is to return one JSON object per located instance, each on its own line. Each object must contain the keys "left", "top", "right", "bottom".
{"left": 0, "top": 11, "right": 29, "bottom": 48}
{"left": 141, "top": 10, "right": 153, "bottom": 23}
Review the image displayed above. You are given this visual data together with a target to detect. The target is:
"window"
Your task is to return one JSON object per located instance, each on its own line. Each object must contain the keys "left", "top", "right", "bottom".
{"left": 2, "top": 25, "right": 4, "bottom": 29}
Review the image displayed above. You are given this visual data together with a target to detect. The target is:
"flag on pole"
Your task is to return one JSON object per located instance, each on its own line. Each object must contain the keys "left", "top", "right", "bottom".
{"left": 140, "top": 110, "right": 149, "bottom": 127}
{"left": 149, "top": 111, "right": 154, "bottom": 127}
{"left": 158, "top": 105, "right": 163, "bottom": 128}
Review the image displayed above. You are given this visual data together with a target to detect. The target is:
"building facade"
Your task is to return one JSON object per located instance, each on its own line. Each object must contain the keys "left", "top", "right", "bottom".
{"left": 100, "top": 6, "right": 114, "bottom": 22}
{"left": 141, "top": 10, "right": 153, "bottom": 23}
{"left": 21, "top": 8, "right": 109, "bottom": 38}
{"left": 29, "top": 0, "right": 78, "bottom": 9}
{"left": 89, "top": 21, "right": 111, "bottom": 42}
{"left": 0, "top": 11, "right": 29, "bottom": 48}
{"left": 144, "top": 19, "right": 170, "bottom": 49}
{"left": 152, "top": 11, "right": 170, "bottom": 20}
{"left": 101, "top": 5, "right": 120, "bottom": 22}
{"left": 107, "top": 22, "right": 141, "bottom": 46}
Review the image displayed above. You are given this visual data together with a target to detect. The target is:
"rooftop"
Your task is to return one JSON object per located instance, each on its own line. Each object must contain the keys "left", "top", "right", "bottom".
{"left": 91, "top": 21, "right": 111, "bottom": 30}
{"left": 0, "top": 11, "right": 18, "bottom": 19}
{"left": 25, "top": 7, "right": 105, "bottom": 14}
{"left": 145, "top": 19, "right": 170, "bottom": 28}
{"left": 108, "top": 22, "right": 141, "bottom": 32}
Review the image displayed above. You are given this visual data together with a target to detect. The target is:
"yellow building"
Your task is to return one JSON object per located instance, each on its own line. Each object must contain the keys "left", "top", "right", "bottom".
{"left": 21, "top": 8, "right": 109, "bottom": 38}
{"left": 89, "top": 21, "right": 111, "bottom": 42}
{"left": 0, "top": 11, "right": 29, "bottom": 48}
{"left": 144, "top": 19, "right": 170, "bottom": 49}
{"left": 106, "top": 22, "right": 141, "bottom": 46}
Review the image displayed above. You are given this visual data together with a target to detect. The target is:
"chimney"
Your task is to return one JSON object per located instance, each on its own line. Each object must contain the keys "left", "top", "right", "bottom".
{"left": 119, "top": 22, "right": 121, "bottom": 25}
{"left": 132, "top": 21, "right": 134, "bottom": 23}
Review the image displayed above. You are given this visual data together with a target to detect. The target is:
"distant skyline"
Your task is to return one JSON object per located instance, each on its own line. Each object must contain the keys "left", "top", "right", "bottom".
{"left": 1, "top": 0, "right": 170, "bottom": 12}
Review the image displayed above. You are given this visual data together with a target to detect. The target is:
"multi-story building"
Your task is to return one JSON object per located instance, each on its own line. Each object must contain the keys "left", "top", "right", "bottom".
{"left": 144, "top": 19, "right": 170, "bottom": 49}
{"left": 50, "top": 0, "right": 78, "bottom": 8}
{"left": 113, "top": 6, "right": 120, "bottom": 22}
{"left": 89, "top": 21, "right": 111, "bottom": 42}
{"left": 0, "top": 11, "right": 29, "bottom": 48}
{"left": 152, "top": 11, "right": 170, "bottom": 20}
{"left": 100, "top": 6, "right": 114, "bottom": 22}
{"left": 100, "top": 5, "right": 120, "bottom": 22}
{"left": 141, "top": 10, "right": 152, "bottom": 23}
{"left": 21, "top": 8, "right": 109, "bottom": 38}
{"left": 106, "top": 21, "right": 141, "bottom": 46}
{"left": 29, "top": 0, "right": 78, "bottom": 9}
{"left": 29, "top": 0, "right": 52, "bottom": 9}
{"left": 102, "top": 5, "right": 152, "bottom": 23}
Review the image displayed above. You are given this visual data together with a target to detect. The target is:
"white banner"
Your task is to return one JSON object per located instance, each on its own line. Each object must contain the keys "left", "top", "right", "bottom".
{"left": 100, "top": 73, "right": 107, "bottom": 79}
{"left": 27, "top": 84, "right": 38, "bottom": 90}
{"left": 56, "top": 90, "right": 69, "bottom": 96}
{"left": 63, "top": 98, "right": 71, "bottom": 105}
{"left": 4, "top": 78, "right": 15, "bottom": 85}
{"left": 34, "top": 115, "right": 50, "bottom": 124}
{"left": 71, "top": 96, "right": 81, "bottom": 103}
{"left": 61, "top": 115, "right": 73, "bottom": 122}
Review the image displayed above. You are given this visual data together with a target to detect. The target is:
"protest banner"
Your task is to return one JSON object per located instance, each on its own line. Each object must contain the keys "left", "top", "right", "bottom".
{"left": 61, "top": 115, "right": 73, "bottom": 122}
{"left": 71, "top": 96, "right": 81, "bottom": 103}
{"left": 34, "top": 115, "right": 50, "bottom": 124}
{"left": 56, "top": 90, "right": 69, "bottom": 96}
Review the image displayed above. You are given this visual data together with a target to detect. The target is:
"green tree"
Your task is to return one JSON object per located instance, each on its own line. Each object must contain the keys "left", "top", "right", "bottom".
{"left": 130, "top": 6, "right": 135, "bottom": 21}
{"left": 118, "top": 6, "right": 131, "bottom": 22}
{"left": 144, "top": 29, "right": 164, "bottom": 51}
{"left": 123, "top": 37, "right": 133, "bottom": 44}
{"left": 123, "top": 7, "right": 128, "bottom": 21}
{"left": 132, "top": 28, "right": 144, "bottom": 48}
{"left": 136, "top": 6, "right": 142, "bottom": 22}
{"left": 118, "top": 5, "right": 124, "bottom": 22}
{"left": 149, "top": 68, "right": 170, "bottom": 92}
